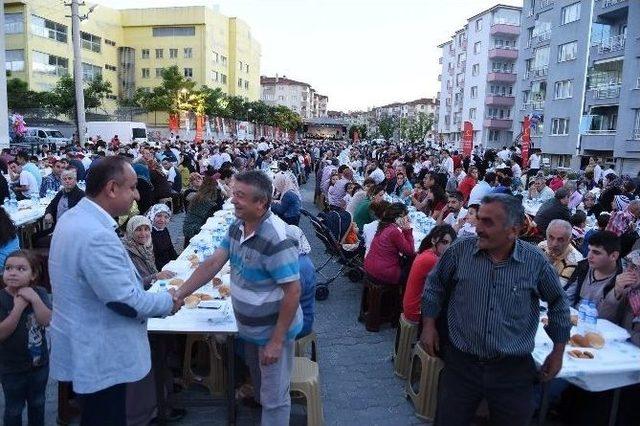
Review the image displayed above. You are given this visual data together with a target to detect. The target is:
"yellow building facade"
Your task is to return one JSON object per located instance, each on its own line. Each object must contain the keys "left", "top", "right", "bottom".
{"left": 3, "top": 1, "right": 261, "bottom": 110}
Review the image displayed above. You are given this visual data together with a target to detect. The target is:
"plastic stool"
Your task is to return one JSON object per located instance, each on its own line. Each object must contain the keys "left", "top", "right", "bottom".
{"left": 405, "top": 342, "right": 443, "bottom": 421}
{"left": 359, "top": 274, "right": 401, "bottom": 332}
{"left": 393, "top": 314, "right": 418, "bottom": 379}
{"left": 295, "top": 331, "right": 318, "bottom": 362}
{"left": 182, "top": 333, "right": 227, "bottom": 397}
{"left": 290, "top": 357, "right": 324, "bottom": 426}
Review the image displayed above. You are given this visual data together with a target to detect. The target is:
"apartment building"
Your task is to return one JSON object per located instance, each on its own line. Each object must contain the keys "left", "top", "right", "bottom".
{"left": 515, "top": 0, "right": 639, "bottom": 172}
{"left": 3, "top": 1, "right": 262, "bottom": 111}
{"left": 437, "top": 4, "right": 522, "bottom": 149}
{"left": 260, "top": 75, "right": 329, "bottom": 119}
{"left": 372, "top": 98, "right": 438, "bottom": 120}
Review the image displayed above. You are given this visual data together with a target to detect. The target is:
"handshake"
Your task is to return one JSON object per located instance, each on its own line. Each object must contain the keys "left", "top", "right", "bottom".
{"left": 167, "top": 288, "right": 185, "bottom": 315}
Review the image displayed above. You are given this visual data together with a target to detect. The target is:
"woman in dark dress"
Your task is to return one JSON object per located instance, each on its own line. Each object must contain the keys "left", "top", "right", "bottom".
{"left": 133, "top": 163, "right": 155, "bottom": 215}
{"left": 145, "top": 203, "right": 178, "bottom": 270}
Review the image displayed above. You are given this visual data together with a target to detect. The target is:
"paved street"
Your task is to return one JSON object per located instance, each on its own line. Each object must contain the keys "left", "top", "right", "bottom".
{"left": 0, "top": 175, "right": 423, "bottom": 425}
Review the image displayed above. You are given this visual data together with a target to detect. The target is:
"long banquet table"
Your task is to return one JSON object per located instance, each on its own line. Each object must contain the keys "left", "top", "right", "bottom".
{"left": 147, "top": 203, "right": 238, "bottom": 424}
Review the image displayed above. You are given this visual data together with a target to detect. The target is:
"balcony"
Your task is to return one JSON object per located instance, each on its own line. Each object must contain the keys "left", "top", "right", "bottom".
{"left": 487, "top": 72, "right": 517, "bottom": 83}
{"left": 522, "top": 101, "right": 545, "bottom": 111}
{"left": 485, "top": 95, "right": 515, "bottom": 106}
{"left": 593, "top": 34, "right": 626, "bottom": 55}
{"left": 633, "top": 129, "right": 640, "bottom": 141}
{"left": 484, "top": 118, "right": 513, "bottom": 129}
{"left": 537, "top": 0, "right": 554, "bottom": 12}
{"left": 587, "top": 85, "right": 621, "bottom": 105}
{"left": 530, "top": 31, "right": 551, "bottom": 46}
{"left": 581, "top": 132, "right": 616, "bottom": 151}
{"left": 490, "top": 24, "right": 520, "bottom": 37}
{"left": 488, "top": 48, "right": 518, "bottom": 60}
{"left": 525, "top": 66, "right": 548, "bottom": 80}
{"left": 598, "top": 0, "right": 628, "bottom": 20}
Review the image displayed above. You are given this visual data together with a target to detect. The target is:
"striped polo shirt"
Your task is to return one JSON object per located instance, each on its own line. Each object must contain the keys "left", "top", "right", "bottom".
{"left": 222, "top": 211, "right": 303, "bottom": 345}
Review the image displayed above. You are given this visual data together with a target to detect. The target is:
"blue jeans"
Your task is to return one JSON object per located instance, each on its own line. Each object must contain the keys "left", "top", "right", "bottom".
{"left": 1, "top": 365, "right": 49, "bottom": 426}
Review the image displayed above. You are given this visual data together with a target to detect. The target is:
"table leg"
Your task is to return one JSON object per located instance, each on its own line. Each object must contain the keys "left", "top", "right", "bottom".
{"left": 152, "top": 335, "right": 168, "bottom": 426}
{"left": 608, "top": 388, "right": 621, "bottom": 426}
{"left": 538, "top": 382, "right": 550, "bottom": 426}
{"left": 226, "top": 334, "right": 237, "bottom": 425}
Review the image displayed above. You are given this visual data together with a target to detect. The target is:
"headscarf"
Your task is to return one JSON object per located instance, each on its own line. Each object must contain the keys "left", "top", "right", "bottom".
{"left": 123, "top": 215, "right": 158, "bottom": 275}
{"left": 286, "top": 224, "right": 311, "bottom": 255}
{"left": 145, "top": 203, "right": 172, "bottom": 230}
{"left": 133, "top": 163, "right": 151, "bottom": 181}
{"left": 273, "top": 171, "right": 301, "bottom": 199}
{"left": 622, "top": 250, "right": 640, "bottom": 318}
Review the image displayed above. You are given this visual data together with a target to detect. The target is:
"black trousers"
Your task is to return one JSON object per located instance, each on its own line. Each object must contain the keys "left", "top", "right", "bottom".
{"left": 434, "top": 345, "right": 536, "bottom": 426}
{"left": 77, "top": 383, "right": 127, "bottom": 426}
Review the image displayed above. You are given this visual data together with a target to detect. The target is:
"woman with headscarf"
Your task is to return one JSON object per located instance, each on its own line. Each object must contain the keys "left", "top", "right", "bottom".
{"left": 271, "top": 170, "right": 301, "bottom": 225}
{"left": 285, "top": 225, "right": 316, "bottom": 338}
{"left": 182, "top": 176, "right": 223, "bottom": 246}
{"left": 133, "top": 163, "right": 155, "bottom": 215}
{"left": 606, "top": 195, "right": 636, "bottom": 237}
{"left": 383, "top": 167, "right": 397, "bottom": 194}
{"left": 146, "top": 204, "right": 178, "bottom": 271}
{"left": 598, "top": 173, "right": 623, "bottom": 213}
{"left": 123, "top": 215, "right": 175, "bottom": 290}
{"left": 146, "top": 159, "right": 172, "bottom": 203}
{"left": 182, "top": 172, "right": 203, "bottom": 211}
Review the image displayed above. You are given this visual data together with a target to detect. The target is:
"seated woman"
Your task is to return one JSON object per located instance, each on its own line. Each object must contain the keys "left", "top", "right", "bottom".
{"left": 183, "top": 177, "right": 223, "bottom": 246}
{"left": 133, "top": 163, "right": 155, "bottom": 215}
{"left": 271, "top": 170, "right": 302, "bottom": 226}
{"left": 123, "top": 215, "right": 175, "bottom": 289}
{"left": 148, "top": 159, "right": 173, "bottom": 203}
{"left": 392, "top": 171, "right": 413, "bottom": 204}
{"left": 146, "top": 204, "right": 178, "bottom": 271}
{"left": 364, "top": 203, "right": 415, "bottom": 285}
{"left": 402, "top": 225, "right": 456, "bottom": 324}
{"left": 182, "top": 172, "right": 203, "bottom": 211}
{"left": 286, "top": 225, "right": 316, "bottom": 339}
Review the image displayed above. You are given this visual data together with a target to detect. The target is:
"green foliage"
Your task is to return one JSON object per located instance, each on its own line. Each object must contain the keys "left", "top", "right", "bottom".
{"left": 47, "top": 74, "right": 113, "bottom": 117}
{"left": 6, "top": 73, "right": 52, "bottom": 111}
{"left": 348, "top": 124, "right": 367, "bottom": 140}
{"left": 377, "top": 115, "right": 396, "bottom": 140}
{"left": 406, "top": 112, "right": 434, "bottom": 142}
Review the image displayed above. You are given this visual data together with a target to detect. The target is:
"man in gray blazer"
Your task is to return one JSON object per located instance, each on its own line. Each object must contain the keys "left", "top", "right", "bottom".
{"left": 49, "top": 156, "right": 180, "bottom": 426}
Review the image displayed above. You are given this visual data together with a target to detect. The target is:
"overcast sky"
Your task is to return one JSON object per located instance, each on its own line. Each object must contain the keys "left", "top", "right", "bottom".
{"left": 93, "top": 0, "right": 521, "bottom": 112}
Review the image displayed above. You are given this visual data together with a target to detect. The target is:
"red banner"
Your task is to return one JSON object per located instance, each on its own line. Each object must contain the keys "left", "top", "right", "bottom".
{"left": 522, "top": 116, "right": 531, "bottom": 168}
{"left": 462, "top": 121, "right": 473, "bottom": 157}
{"left": 195, "top": 115, "right": 204, "bottom": 143}
{"left": 168, "top": 114, "right": 179, "bottom": 132}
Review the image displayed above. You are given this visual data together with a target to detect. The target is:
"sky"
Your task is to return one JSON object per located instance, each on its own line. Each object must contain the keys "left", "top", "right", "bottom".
{"left": 93, "top": 0, "right": 521, "bottom": 112}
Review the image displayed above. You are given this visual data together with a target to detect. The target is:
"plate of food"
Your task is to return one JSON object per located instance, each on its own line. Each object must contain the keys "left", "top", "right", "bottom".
{"left": 567, "top": 349, "right": 595, "bottom": 360}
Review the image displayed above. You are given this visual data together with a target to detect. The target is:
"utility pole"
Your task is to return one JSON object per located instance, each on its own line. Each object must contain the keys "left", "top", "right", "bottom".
{"left": 70, "top": 0, "right": 86, "bottom": 146}
{"left": 0, "top": 4, "right": 10, "bottom": 148}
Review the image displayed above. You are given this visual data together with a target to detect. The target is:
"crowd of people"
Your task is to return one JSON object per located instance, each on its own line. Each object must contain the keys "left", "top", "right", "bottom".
{"left": 0, "top": 133, "right": 640, "bottom": 425}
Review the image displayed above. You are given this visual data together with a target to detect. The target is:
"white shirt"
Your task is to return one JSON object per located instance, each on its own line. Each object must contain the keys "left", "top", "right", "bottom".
{"left": 363, "top": 220, "right": 379, "bottom": 255}
{"left": 468, "top": 181, "right": 493, "bottom": 206}
{"left": 369, "top": 168, "right": 385, "bottom": 184}
{"left": 529, "top": 153, "right": 541, "bottom": 169}
{"left": 442, "top": 157, "right": 454, "bottom": 177}
{"left": 512, "top": 163, "right": 522, "bottom": 179}
{"left": 210, "top": 153, "right": 223, "bottom": 170}
{"left": 443, "top": 208, "right": 467, "bottom": 226}
{"left": 594, "top": 164, "right": 603, "bottom": 183}
{"left": 19, "top": 170, "right": 38, "bottom": 197}
{"left": 165, "top": 167, "right": 177, "bottom": 183}
{"left": 257, "top": 142, "right": 269, "bottom": 152}
{"left": 497, "top": 149, "right": 511, "bottom": 162}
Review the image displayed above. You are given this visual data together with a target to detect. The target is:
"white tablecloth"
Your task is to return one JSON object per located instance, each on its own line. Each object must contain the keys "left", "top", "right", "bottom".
{"left": 523, "top": 199, "right": 542, "bottom": 217}
{"left": 3, "top": 196, "right": 54, "bottom": 227}
{"left": 147, "top": 209, "right": 238, "bottom": 334}
{"left": 533, "top": 318, "right": 640, "bottom": 392}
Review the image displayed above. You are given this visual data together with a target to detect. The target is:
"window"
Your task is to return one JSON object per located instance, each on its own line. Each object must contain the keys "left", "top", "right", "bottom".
{"left": 5, "top": 49, "right": 25, "bottom": 72}
{"left": 244, "top": 81, "right": 249, "bottom": 90}
{"left": 32, "top": 51, "right": 68, "bottom": 76}
{"left": 487, "top": 107, "right": 511, "bottom": 119}
{"left": 474, "top": 42, "right": 481, "bottom": 54}
{"left": 184, "top": 68, "right": 193, "bottom": 78}
{"left": 238, "top": 78, "right": 242, "bottom": 88}
{"left": 212, "top": 71, "right": 219, "bottom": 82}
{"left": 81, "top": 63, "right": 102, "bottom": 82}
{"left": 155, "top": 49, "right": 163, "bottom": 59}
{"left": 184, "top": 48, "right": 192, "bottom": 59}
{"left": 155, "top": 68, "right": 163, "bottom": 78}
{"left": 141, "top": 68, "right": 150, "bottom": 78}
{"left": 239, "top": 60, "right": 243, "bottom": 69}
{"left": 470, "top": 86, "right": 478, "bottom": 99}
{"left": 554, "top": 80, "right": 573, "bottom": 99}
{"left": 152, "top": 26, "right": 195, "bottom": 37}
{"left": 105, "top": 64, "right": 117, "bottom": 71}
{"left": 633, "top": 109, "right": 640, "bottom": 139}
{"left": 141, "top": 49, "right": 150, "bottom": 59}
{"left": 5, "top": 13, "right": 24, "bottom": 34}
{"left": 246, "top": 64, "right": 250, "bottom": 73}
{"left": 221, "top": 74, "right": 227, "bottom": 84}
{"left": 472, "top": 63, "right": 480, "bottom": 76}
{"left": 551, "top": 118, "right": 569, "bottom": 135}
{"left": 476, "top": 19, "right": 482, "bottom": 32}
{"left": 105, "top": 39, "right": 116, "bottom": 47}
{"left": 80, "top": 32, "right": 101, "bottom": 53}
{"left": 31, "top": 15, "right": 67, "bottom": 43}
{"left": 213, "top": 52, "right": 219, "bottom": 63}
{"left": 558, "top": 41, "right": 577, "bottom": 62}
{"left": 221, "top": 56, "right": 227, "bottom": 65}
{"left": 488, "top": 130, "right": 500, "bottom": 142}
{"left": 469, "top": 108, "right": 476, "bottom": 119}
{"left": 169, "top": 49, "right": 178, "bottom": 59}
{"left": 490, "top": 85, "right": 513, "bottom": 96}
{"left": 561, "top": 3, "right": 581, "bottom": 25}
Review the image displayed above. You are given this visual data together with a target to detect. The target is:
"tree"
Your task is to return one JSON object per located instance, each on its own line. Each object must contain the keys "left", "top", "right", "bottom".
{"left": 201, "top": 86, "right": 228, "bottom": 117}
{"left": 407, "top": 112, "right": 435, "bottom": 142}
{"left": 377, "top": 115, "right": 396, "bottom": 140}
{"left": 348, "top": 124, "right": 367, "bottom": 140}
{"left": 48, "top": 74, "right": 113, "bottom": 118}
{"left": 130, "top": 66, "right": 196, "bottom": 114}
{"left": 5, "top": 72, "right": 52, "bottom": 113}
{"left": 84, "top": 76, "right": 113, "bottom": 111}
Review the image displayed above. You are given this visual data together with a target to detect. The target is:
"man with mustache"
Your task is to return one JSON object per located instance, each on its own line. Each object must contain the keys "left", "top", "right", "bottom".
{"left": 420, "top": 193, "right": 571, "bottom": 426}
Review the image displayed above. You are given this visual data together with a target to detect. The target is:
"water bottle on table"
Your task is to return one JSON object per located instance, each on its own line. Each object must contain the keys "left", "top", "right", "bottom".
{"left": 585, "top": 300, "right": 598, "bottom": 333}
{"left": 578, "top": 299, "right": 589, "bottom": 334}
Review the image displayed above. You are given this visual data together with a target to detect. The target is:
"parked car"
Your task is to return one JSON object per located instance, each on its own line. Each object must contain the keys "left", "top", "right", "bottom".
{"left": 22, "top": 127, "right": 71, "bottom": 150}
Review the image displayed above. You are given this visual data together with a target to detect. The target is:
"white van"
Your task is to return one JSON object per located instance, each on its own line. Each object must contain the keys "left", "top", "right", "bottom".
{"left": 86, "top": 121, "right": 147, "bottom": 144}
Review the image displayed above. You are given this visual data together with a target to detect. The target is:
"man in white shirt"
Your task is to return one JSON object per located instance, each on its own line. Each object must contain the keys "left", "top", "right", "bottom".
{"left": 497, "top": 146, "right": 511, "bottom": 162}
{"left": 468, "top": 172, "right": 498, "bottom": 206}
{"left": 209, "top": 148, "right": 223, "bottom": 171}
{"left": 8, "top": 160, "right": 38, "bottom": 200}
{"left": 593, "top": 159, "right": 603, "bottom": 184}
{"left": 440, "top": 191, "right": 468, "bottom": 226}
{"left": 367, "top": 160, "right": 385, "bottom": 185}
{"left": 526, "top": 149, "right": 541, "bottom": 189}
{"left": 441, "top": 150, "right": 454, "bottom": 178}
